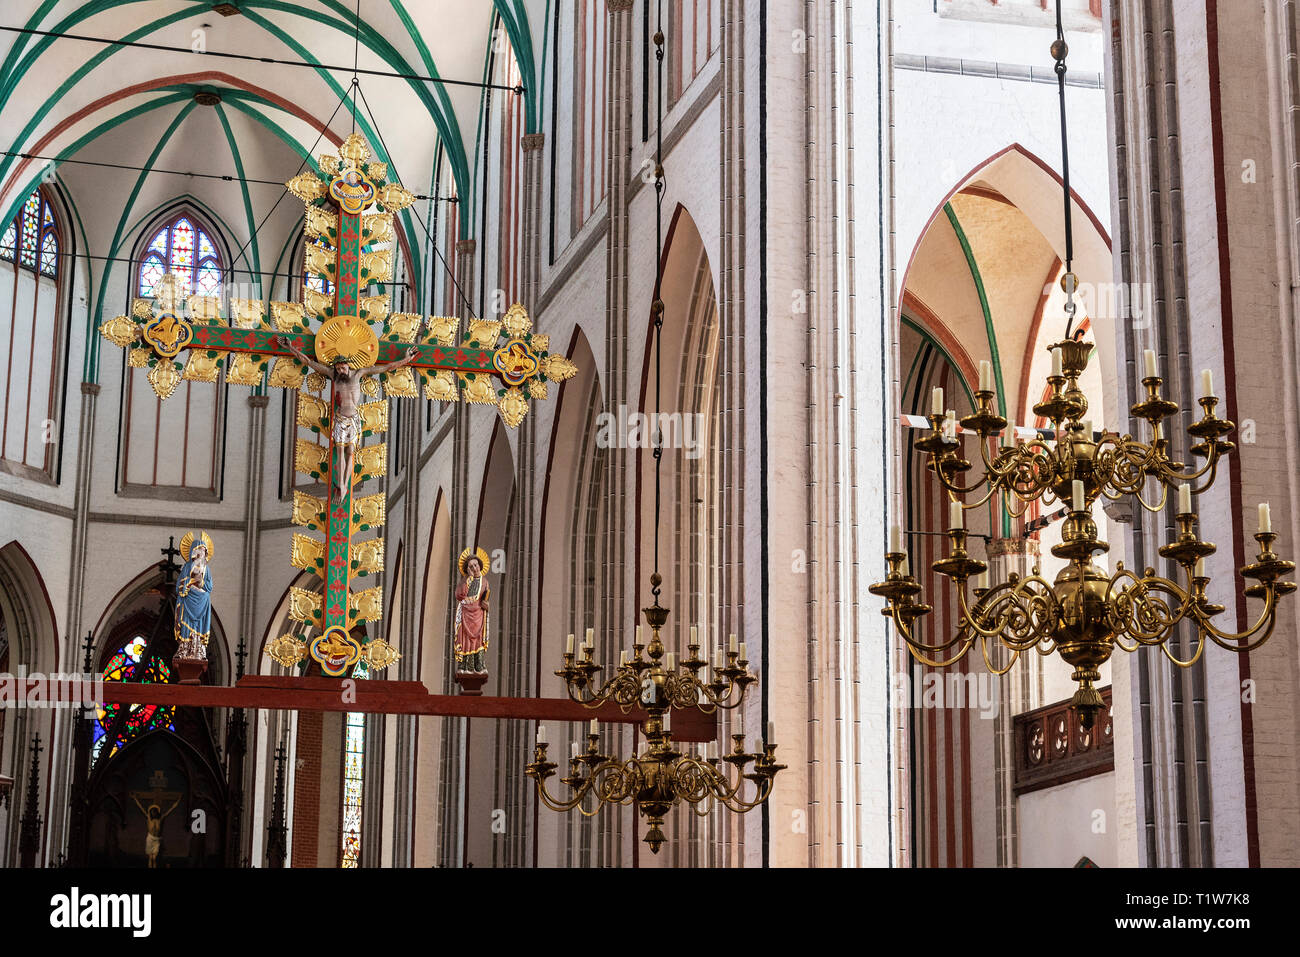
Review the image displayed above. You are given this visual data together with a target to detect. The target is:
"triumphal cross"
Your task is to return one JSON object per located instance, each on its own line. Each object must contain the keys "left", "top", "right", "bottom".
{"left": 100, "top": 133, "right": 576, "bottom": 677}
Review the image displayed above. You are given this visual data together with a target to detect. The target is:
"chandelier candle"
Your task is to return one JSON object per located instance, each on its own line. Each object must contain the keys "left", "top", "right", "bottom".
{"left": 932, "top": 387, "right": 944, "bottom": 416}
{"left": 1260, "top": 503, "right": 1272, "bottom": 534}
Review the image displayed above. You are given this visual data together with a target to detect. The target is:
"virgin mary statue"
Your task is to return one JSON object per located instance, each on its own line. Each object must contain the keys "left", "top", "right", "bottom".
{"left": 175, "top": 531, "right": 214, "bottom": 658}
{"left": 454, "top": 546, "right": 490, "bottom": 675}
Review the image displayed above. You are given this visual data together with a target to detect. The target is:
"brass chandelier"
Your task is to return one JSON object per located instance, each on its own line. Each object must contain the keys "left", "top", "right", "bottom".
{"left": 526, "top": 6, "right": 783, "bottom": 854}
{"left": 870, "top": 7, "right": 1295, "bottom": 731}
{"left": 871, "top": 337, "right": 1295, "bottom": 729}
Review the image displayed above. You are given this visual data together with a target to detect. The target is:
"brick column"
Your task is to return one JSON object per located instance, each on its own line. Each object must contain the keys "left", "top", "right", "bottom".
{"left": 290, "top": 710, "right": 322, "bottom": 867}
{"left": 600, "top": 0, "right": 634, "bottom": 865}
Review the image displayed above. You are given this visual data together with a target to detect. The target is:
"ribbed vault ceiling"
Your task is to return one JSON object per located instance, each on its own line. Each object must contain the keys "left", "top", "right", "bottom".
{"left": 0, "top": 0, "right": 547, "bottom": 332}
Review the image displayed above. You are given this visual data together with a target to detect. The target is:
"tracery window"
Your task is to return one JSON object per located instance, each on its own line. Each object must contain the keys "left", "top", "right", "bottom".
{"left": 0, "top": 188, "right": 59, "bottom": 277}
{"left": 123, "top": 210, "right": 226, "bottom": 492}
{"left": 339, "top": 657, "right": 369, "bottom": 867}
{"left": 0, "top": 186, "right": 65, "bottom": 476}
{"left": 138, "top": 214, "right": 222, "bottom": 298}
{"left": 572, "top": 2, "right": 607, "bottom": 235}
{"left": 92, "top": 634, "right": 176, "bottom": 763}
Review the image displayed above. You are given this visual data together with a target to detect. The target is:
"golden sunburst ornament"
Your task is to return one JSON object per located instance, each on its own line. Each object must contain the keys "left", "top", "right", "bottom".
{"left": 315, "top": 315, "right": 379, "bottom": 366}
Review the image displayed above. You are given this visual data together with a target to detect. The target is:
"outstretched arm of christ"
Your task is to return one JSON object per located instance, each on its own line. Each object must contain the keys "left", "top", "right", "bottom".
{"left": 277, "top": 336, "right": 332, "bottom": 376}
{"left": 368, "top": 347, "right": 419, "bottom": 375}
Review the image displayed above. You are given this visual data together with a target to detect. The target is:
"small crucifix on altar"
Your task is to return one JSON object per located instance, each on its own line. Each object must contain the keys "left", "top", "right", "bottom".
{"left": 99, "top": 132, "right": 577, "bottom": 677}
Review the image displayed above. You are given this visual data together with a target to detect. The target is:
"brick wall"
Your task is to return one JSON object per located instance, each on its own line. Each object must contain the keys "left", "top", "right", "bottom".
{"left": 291, "top": 710, "right": 322, "bottom": 867}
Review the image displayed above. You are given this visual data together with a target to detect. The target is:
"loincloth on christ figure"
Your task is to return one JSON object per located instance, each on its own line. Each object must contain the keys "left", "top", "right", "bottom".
{"left": 332, "top": 412, "right": 364, "bottom": 446}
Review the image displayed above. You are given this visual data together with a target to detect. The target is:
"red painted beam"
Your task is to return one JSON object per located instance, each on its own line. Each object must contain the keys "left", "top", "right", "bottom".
{"left": 12, "top": 675, "right": 717, "bottom": 741}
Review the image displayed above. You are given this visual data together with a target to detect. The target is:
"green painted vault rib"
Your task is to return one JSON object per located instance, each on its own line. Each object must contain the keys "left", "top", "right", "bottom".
{"left": 213, "top": 102, "right": 261, "bottom": 278}
{"left": 942, "top": 201, "right": 1012, "bottom": 539}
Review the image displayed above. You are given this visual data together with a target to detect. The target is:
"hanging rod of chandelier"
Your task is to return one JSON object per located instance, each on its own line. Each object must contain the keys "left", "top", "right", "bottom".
{"left": 869, "top": 2, "right": 1295, "bottom": 732}
{"left": 525, "top": 4, "right": 783, "bottom": 855}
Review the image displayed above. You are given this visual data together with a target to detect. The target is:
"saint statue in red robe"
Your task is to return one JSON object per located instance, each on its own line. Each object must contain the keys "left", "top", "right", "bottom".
{"left": 454, "top": 546, "right": 491, "bottom": 674}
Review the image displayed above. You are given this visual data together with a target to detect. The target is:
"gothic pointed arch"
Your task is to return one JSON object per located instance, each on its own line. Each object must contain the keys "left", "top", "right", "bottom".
{"left": 0, "top": 541, "right": 59, "bottom": 867}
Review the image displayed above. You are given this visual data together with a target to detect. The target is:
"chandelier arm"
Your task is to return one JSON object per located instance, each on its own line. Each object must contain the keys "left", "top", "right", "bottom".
{"left": 929, "top": 459, "right": 1002, "bottom": 497}
{"left": 1160, "top": 627, "right": 1208, "bottom": 668}
{"left": 956, "top": 575, "right": 1063, "bottom": 645}
{"left": 890, "top": 602, "right": 978, "bottom": 655}
{"left": 900, "top": 631, "right": 979, "bottom": 669}
{"left": 1098, "top": 440, "right": 1158, "bottom": 493}
{"left": 1111, "top": 631, "right": 1143, "bottom": 654}
{"left": 953, "top": 481, "right": 1001, "bottom": 511}
{"left": 978, "top": 633, "right": 1021, "bottom": 676}
{"left": 669, "top": 677, "right": 722, "bottom": 713}
{"left": 1152, "top": 451, "right": 1220, "bottom": 489}
{"left": 1096, "top": 482, "right": 1129, "bottom": 502}
{"left": 680, "top": 671, "right": 751, "bottom": 711}
{"left": 1127, "top": 479, "right": 1169, "bottom": 514}
{"left": 1002, "top": 446, "right": 1060, "bottom": 504}
{"left": 532, "top": 773, "right": 598, "bottom": 815}
{"left": 976, "top": 435, "right": 1004, "bottom": 473}
{"left": 1195, "top": 588, "right": 1280, "bottom": 649}
{"left": 976, "top": 436, "right": 1035, "bottom": 480}
{"left": 703, "top": 758, "right": 747, "bottom": 804}
{"left": 712, "top": 772, "right": 776, "bottom": 814}
{"left": 566, "top": 670, "right": 643, "bottom": 712}
{"left": 675, "top": 754, "right": 732, "bottom": 806}
{"left": 1104, "top": 570, "right": 1192, "bottom": 645}
{"left": 1002, "top": 493, "right": 1037, "bottom": 520}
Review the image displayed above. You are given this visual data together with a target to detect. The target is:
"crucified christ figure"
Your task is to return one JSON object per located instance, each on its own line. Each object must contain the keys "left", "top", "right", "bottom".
{"left": 278, "top": 336, "right": 417, "bottom": 499}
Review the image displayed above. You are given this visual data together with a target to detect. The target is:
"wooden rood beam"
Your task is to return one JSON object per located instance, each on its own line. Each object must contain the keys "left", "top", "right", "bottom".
{"left": 17, "top": 675, "right": 717, "bottom": 742}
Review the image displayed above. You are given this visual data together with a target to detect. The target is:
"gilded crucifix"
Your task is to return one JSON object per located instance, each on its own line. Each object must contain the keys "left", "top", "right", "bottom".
{"left": 100, "top": 133, "right": 576, "bottom": 676}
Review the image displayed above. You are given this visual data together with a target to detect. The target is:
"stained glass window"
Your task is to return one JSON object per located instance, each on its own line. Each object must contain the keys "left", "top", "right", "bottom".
{"left": 92, "top": 634, "right": 176, "bottom": 763}
{"left": 40, "top": 232, "right": 58, "bottom": 277}
{"left": 138, "top": 214, "right": 222, "bottom": 298}
{"left": 339, "top": 656, "right": 369, "bottom": 867}
{"left": 0, "top": 188, "right": 59, "bottom": 277}
{"left": 20, "top": 193, "right": 40, "bottom": 269}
